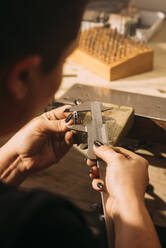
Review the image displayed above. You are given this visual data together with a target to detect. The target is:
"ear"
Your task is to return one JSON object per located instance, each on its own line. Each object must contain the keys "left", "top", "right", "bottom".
{"left": 7, "top": 56, "right": 41, "bottom": 100}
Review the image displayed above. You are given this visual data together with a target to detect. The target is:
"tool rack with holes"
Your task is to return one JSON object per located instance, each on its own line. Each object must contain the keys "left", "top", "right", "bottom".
{"left": 69, "top": 27, "right": 153, "bottom": 81}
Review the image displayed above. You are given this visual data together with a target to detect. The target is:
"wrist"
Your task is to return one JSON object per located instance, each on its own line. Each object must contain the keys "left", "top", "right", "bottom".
{"left": 0, "top": 143, "right": 16, "bottom": 174}
{"left": 0, "top": 144, "right": 28, "bottom": 186}
{"left": 107, "top": 195, "right": 161, "bottom": 248}
{"left": 107, "top": 191, "right": 146, "bottom": 220}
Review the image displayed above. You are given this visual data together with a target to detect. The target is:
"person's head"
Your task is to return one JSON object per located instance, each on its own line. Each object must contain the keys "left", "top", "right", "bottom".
{"left": 0, "top": 0, "right": 87, "bottom": 136}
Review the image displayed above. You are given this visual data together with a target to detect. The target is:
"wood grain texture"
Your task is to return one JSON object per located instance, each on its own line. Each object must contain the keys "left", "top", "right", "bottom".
{"left": 110, "top": 50, "right": 153, "bottom": 81}
{"left": 128, "top": 116, "right": 166, "bottom": 144}
{"left": 70, "top": 48, "right": 153, "bottom": 81}
{"left": 69, "top": 27, "right": 153, "bottom": 81}
{"left": 21, "top": 147, "right": 101, "bottom": 212}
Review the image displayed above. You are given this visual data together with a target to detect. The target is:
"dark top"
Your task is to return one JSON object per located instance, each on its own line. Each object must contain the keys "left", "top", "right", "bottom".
{"left": 0, "top": 182, "right": 96, "bottom": 248}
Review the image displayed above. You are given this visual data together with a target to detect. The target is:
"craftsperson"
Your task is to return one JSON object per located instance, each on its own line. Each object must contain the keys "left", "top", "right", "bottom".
{"left": 0, "top": 1, "right": 161, "bottom": 248}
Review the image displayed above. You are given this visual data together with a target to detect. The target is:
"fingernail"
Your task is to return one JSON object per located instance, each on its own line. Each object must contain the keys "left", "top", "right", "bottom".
{"left": 65, "top": 113, "right": 73, "bottom": 123}
{"left": 146, "top": 184, "right": 154, "bottom": 193}
{"left": 97, "top": 182, "right": 103, "bottom": 189}
{"left": 94, "top": 140, "right": 104, "bottom": 147}
{"left": 64, "top": 108, "right": 71, "bottom": 113}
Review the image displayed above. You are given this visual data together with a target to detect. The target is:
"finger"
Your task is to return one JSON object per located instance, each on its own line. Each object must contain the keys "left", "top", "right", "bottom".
{"left": 94, "top": 143, "right": 119, "bottom": 164}
{"left": 59, "top": 139, "right": 71, "bottom": 157}
{"left": 41, "top": 118, "right": 71, "bottom": 134}
{"left": 92, "top": 179, "right": 104, "bottom": 192}
{"left": 52, "top": 136, "right": 72, "bottom": 162}
{"left": 87, "top": 159, "right": 97, "bottom": 167}
{"left": 89, "top": 166, "right": 99, "bottom": 179}
{"left": 65, "top": 131, "right": 73, "bottom": 145}
{"left": 53, "top": 132, "right": 65, "bottom": 142}
{"left": 43, "top": 105, "right": 71, "bottom": 120}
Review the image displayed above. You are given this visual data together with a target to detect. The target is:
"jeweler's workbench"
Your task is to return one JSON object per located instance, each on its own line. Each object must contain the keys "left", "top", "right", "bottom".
{"left": 56, "top": 20, "right": 166, "bottom": 227}
{"left": 56, "top": 21, "right": 166, "bottom": 99}
{"left": 22, "top": 21, "right": 166, "bottom": 229}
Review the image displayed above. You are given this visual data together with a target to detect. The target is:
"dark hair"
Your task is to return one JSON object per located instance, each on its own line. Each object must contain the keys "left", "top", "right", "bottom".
{"left": 0, "top": 0, "right": 87, "bottom": 72}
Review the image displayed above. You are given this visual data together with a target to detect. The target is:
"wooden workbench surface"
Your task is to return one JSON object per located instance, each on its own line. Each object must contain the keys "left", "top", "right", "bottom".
{"left": 22, "top": 21, "right": 166, "bottom": 228}
{"left": 56, "top": 20, "right": 166, "bottom": 227}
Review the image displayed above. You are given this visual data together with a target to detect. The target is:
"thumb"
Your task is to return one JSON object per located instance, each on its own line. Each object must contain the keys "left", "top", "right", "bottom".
{"left": 93, "top": 142, "right": 118, "bottom": 164}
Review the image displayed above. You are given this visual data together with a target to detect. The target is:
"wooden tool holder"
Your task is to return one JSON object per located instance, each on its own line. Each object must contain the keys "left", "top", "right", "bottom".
{"left": 69, "top": 27, "right": 154, "bottom": 81}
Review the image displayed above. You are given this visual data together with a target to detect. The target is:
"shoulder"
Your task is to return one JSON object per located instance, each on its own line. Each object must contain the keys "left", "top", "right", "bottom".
{"left": 0, "top": 182, "right": 96, "bottom": 247}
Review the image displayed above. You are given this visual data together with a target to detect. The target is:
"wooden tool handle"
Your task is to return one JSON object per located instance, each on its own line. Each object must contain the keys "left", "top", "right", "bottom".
{"left": 97, "top": 160, "right": 114, "bottom": 248}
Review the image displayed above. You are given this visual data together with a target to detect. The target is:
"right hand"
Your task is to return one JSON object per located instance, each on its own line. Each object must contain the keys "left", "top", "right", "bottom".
{"left": 0, "top": 105, "right": 73, "bottom": 186}
{"left": 87, "top": 143, "right": 149, "bottom": 217}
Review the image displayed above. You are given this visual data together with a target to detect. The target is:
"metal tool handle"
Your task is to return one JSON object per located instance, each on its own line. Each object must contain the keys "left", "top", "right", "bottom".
{"left": 97, "top": 160, "right": 114, "bottom": 248}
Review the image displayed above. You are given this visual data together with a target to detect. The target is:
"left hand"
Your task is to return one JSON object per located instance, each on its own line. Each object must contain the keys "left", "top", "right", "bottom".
{"left": 87, "top": 144, "right": 149, "bottom": 217}
{"left": 0, "top": 105, "right": 73, "bottom": 185}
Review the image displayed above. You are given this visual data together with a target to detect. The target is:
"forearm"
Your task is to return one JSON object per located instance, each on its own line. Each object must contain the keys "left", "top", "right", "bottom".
{"left": 111, "top": 197, "right": 161, "bottom": 248}
{"left": 0, "top": 143, "right": 27, "bottom": 186}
